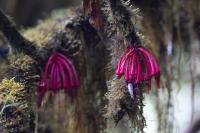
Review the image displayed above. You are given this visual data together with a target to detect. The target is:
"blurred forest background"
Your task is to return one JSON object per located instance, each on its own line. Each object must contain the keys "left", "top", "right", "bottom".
{"left": 0, "top": 0, "right": 80, "bottom": 27}
{"left": 0, "top": 0, "right": 200, "bottom": 133}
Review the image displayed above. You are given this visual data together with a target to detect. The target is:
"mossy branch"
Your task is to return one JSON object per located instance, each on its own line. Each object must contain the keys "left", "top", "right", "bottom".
{"left": 109, "top": 0, "right": 141, "bottom": 46}
{"left": 0, "top": 9, "right": 37, "bottom": 57}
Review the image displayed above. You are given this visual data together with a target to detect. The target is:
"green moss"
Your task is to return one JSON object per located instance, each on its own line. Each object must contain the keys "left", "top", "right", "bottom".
{"left": 0, "top": 78, "right": 24, "bottom": 105}
{"left": 0, "top": 78, "right": 31, "bottom": 132}
{"left": 0, "top": 61, "right": 8, "bottom": 79}
{"left": 8, "top": 53, "right": 35, "bottom": 71}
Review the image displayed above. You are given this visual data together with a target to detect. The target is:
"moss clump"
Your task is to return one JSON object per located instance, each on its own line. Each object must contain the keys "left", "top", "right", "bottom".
{"left": 22, "top": 9, "right": 75, "bottom": 48}
{"left": 105, "top": 78, "right": 146, "bottom": 133}
{"left": 0, "top": 78, "right": 24, "bottom": 104}
{"left": 105, "top": 78, "right": 132, "bottom": 122}
{"left": 8, "top": 53, "right": 35, "bottom": 71}
{"left": 22, "top": 19, "right": 60, "bottom": 48}
{"left": 0, "top": 78, "right": 31, "bottom": 133}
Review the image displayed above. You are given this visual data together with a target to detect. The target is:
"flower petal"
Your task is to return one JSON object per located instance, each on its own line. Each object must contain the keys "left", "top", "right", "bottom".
{"left": 56, "top": 54, "right": 79, "bottom": 88}
{"left": 49, "top": 63, "right": 57, "bottom": 91}
{"left": 56, "top": 59, "right": 69, "bottom": 90}
{"left": 125, "top": 55, "right": 132, "bottom": 82}
{"left": 138, "top": 48, "right": 155, "bottom": 77}
{"left": 117, "top": 48, "right": 135, "bottom": 78}
{"left": 135, "top": 54, "right": 142, "bottom": 84}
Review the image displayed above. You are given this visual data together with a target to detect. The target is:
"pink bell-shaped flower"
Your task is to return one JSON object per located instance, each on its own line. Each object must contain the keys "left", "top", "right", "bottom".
{"left": 116, "top": 46, "right": 161, "bottom": 99}
{"left": 38, "top": 53, "right": 79, "bottom": 107}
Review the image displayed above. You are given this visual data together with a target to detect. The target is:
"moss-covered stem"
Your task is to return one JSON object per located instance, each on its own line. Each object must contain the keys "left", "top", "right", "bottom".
{"left": 109, "top": 0, "right": 141, "bottom": 46}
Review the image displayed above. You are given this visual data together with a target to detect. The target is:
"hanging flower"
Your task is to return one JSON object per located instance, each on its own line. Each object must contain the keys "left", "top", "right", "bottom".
{"left": 38, "top": 53, "right": 79, "bottom": 107}
{"left": 116, "top": 46, "right": 161, "bottom": 99}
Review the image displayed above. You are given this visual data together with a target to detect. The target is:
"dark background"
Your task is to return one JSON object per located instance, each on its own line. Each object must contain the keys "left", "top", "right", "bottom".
{"left": 0, "top": 0, "right": 81, "bottom": 27}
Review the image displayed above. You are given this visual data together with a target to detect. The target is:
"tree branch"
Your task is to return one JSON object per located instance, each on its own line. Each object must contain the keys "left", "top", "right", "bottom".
{"left": 0, "top": 9, "right": 37, "bottom": 56}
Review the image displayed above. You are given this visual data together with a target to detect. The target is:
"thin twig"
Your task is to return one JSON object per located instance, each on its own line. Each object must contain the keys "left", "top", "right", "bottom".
{"left": 0, "top": 103, "right": 20, "bottom": 115}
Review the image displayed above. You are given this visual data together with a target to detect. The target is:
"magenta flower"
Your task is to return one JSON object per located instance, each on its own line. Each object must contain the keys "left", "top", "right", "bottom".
{"left": 116, "top": 46, "right": 160, "bottom": 99}
{"left": 38, "top": 53, "right": 79, "bottom": 107}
